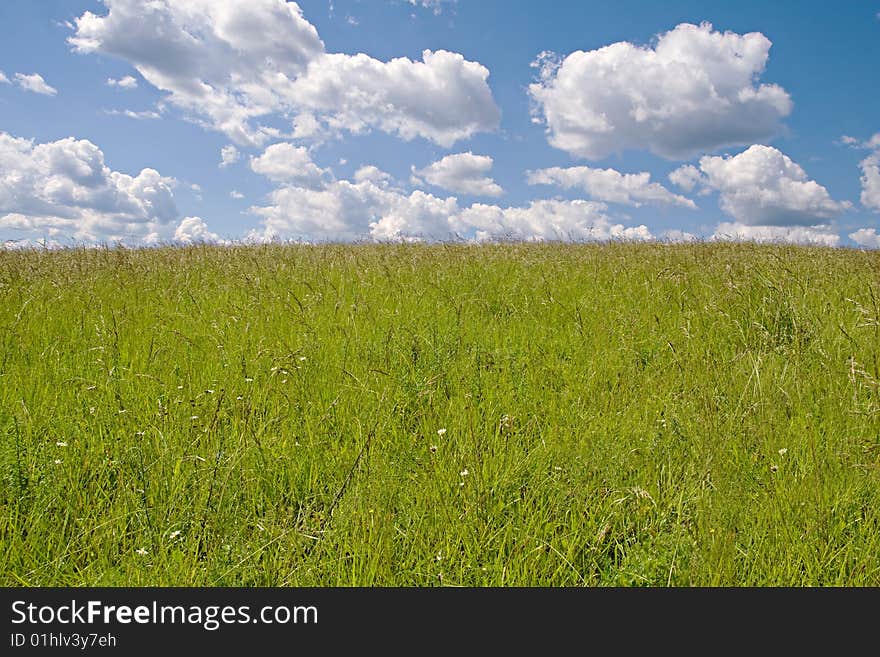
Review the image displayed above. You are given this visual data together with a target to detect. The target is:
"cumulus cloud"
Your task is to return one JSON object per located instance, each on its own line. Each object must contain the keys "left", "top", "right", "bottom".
{"left": 249, "top": 142, "right": 329, "bottom": 186}
{"left": 861, "top": 154, "right": 880, "bottom": 211}
{"left": 712, "top": 222, "right": 840, "bottom": 247}
{"left": 219, "top": 145, "right": 240, "bottom": 168}
{"left": 849, "top": 228, "right": 880, "bottom": 248}
{"left": 0, "top": 132, "right": 177, "bottom": 244}
{"left": 354, "top": 165, "right": 394, "bottom": 185}
{"left": 528, "top": 22, "right": 792, "bottom": 160}
{"left": 286, "top": 50, "right": 500, "bottom": 147}
{"left": 412, "top": 152, "right": 503, "bottom": 197}
{"left": 230, "top": 189, "right": 244, "bottom": 199}
{"left": 452, "top": 199, "right": 652, "bottom": 242}
{"left": 14, "top": 73, "right": 57, "bottom": 96}
{"left": 249, "top": 174, "right": 651, "bottom": 243}
{"left": 174, "top": 216, "right": 225, "bottom": 243}
{"left": 528, "top": 165, "right": 695, "bottom": 208}
{"left": 661, "top": 229, "right": 699, "bottom": 242}
{"left": 106, "top": 75, "right": 138, "bottom": 89}
{"left": 70, "top": 0, "right": 499, "bottom": 146}
{"left": 845, "top": 133, "right": 880, "bottom": 211}
{"left": 670, "top": 145, "right": 850, "bottom": 225}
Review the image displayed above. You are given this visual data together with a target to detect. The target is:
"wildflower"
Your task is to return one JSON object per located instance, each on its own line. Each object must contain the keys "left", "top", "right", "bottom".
{"left": 245, "top": 377, "right": 253, "bottom": 383}
{"left": 136, "top": 548, "right": 148, "bottom": 556}
{"left": 460, "top": 468, "right": 469, "bottom": 477}
{"left": 54, "top": 459, "right": 62, "bottom": 465}
{"left": 56, "top": 441, "right": 68, "bottom": 447}
{"left": 168, "top": 530, "right": 182, "bottom": 540}
{"left": 437, "top": 428, "right": 447, "bottom": 437}
{"left": 770, "top": 464, "right": 779, "bottom": 473}
{"left": 429, "top": 445, "right": 438, "bottom": 453}
{"left": 118, "top": 409, "right": 127, "bottom": 414}
{"left": 778, "top": 448, "right": 788, "bottom": 456}
{"left": 236, "top": 396, "right": 243, "bottom": 401}
{"left": 299, "top": 356, "right": 307, "bottom": 362}
{"left": 190, "top": 415, "right": 199, "bottom": 420}
{"left": 554, "top": 466, "right": 563, "bottom": 471}
{"left": 135, "top": 431, "right": 145, "bottom": 437}
{"left": 177, "top": 385, "right": 184, "bottom": 389}
{"left": 206, "top": 389, "right": 215, "bottom": 394}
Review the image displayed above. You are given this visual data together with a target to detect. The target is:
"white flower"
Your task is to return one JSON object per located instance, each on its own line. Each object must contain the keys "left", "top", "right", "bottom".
{"left": 136, "top": 548, "right": 148, "bottom": 556}
{"left": 190, "top": 415, "right": 199, "bottom": 420}
{"left": 168, "top": 530, "right": 182, "bottom": 540}
{"left": 429, "top": 445, "right": 438, "bottom": 453}
{"left": 54, "top": 459, "right": 62, "bottom": 465}
{"left": 460, "top": 468, "right": 469, "bottom": 477}
{"left": 298, "top": 356, "right": 307, "bottom": 362}
{"left": 437, "top": 428, "right": 447, "bottom": 436}
{"left": 56, "top": 441, "right": 68, "bottom": 447}
{"left": 245, "top": 377, "right": 253, "bottom": 383}
{"left": 778, "top": 448, "right": 788, "bottom": 456}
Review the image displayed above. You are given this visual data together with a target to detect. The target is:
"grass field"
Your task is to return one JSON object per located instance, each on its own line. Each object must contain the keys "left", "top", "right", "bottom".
{"left": 1, "top": 241, "right": 879, "bottom": 586}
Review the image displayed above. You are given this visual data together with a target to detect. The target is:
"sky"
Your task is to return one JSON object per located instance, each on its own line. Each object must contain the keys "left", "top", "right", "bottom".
{"left": 0, "top": 0, "right": 879, "bottom": 248}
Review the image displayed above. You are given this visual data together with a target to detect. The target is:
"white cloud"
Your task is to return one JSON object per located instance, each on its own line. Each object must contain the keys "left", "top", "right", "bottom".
{"left": 249, "top": 179, "right": 455, "bottom": 241}
{"left": 174, "top": 216, "right": 225, "bottom": 244}
{"left": 711, "top": 222, "right": 840, "bottom": 247}
{"left": 250, "top": 142, "right": 329, "bottom": 186}
{"left": 528, "top": 165, "right": 695, "bottom": 208}
{"left": 0, "top": 132, "right": 177, "bottom": 244}
{"left": 846, "top": 133, "right": 880, "bottom": 211}
{"left": 667, "top": 165, "right": 703, "bottom": 193}
{"left": 661, "top": 229, "right": 699, "bottom": 242}
{"left": 452, "top": 199, "right": 652, "bottom": 242}
{"left": 70, "top": 0, "right": 499, "bottom": 146}
{"left": 14, "top": 73, "right": 58, "bottom": 96}
{"left": 412, "top": 152, "right": 503, "bottom": 197}
{"left": 105, "top": 108, "right": 161, "bottom": 120}
{"left": 529, "top": 22, "right": 792, "bottom": 160}
{"left": 849, "top": 228, "right": 880, "bottom": 248}
{"left": 219, "top": 145, "right": 240, "bottom": 168}
{"left": 106, "top": 75, "right": 138, "bottom": 89}
{"left": 353, "top": 165, "right": 393, "bottom": 185}
{"left": 230, "top": 190, "right": 244, "bottom": 199}
{"left": 249, "top": 175, "right": 651, "bottom": 243}
{"left": 861, "top": 153, "right": 880, "bottom": 211}
{"left": 286, "top": 50, "right": 500, "bottom": 147}
{"left": 408, "top": 0, "right": 456, "bottom": 15}
{"left": 839, "top": 133, "right": 880, "bottom": 211}
{"left": 0, "top": 71, "right": 8, "bottom": 84}
{"left": 670, "top": 145, "right": 850, "bottom": 225}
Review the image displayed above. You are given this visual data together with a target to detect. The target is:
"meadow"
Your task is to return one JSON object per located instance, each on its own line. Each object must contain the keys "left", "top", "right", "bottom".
{"left": 1, "top": 241, "right": 879, "bottom": 586}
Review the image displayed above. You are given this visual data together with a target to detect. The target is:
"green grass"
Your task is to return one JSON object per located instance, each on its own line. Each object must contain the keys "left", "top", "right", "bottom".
{"left": 1, "top": 241, "right": 879, "bottom": 586}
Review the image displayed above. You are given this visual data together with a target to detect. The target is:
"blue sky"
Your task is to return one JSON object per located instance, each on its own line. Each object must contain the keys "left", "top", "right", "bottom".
{"left": 1, "top": 0, "right": 878, "bottom": 247}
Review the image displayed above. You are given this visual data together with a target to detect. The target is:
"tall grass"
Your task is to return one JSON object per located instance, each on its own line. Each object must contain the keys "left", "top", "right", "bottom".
{"left": 1, "top": 241, "right": 879, "bottom": 585}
